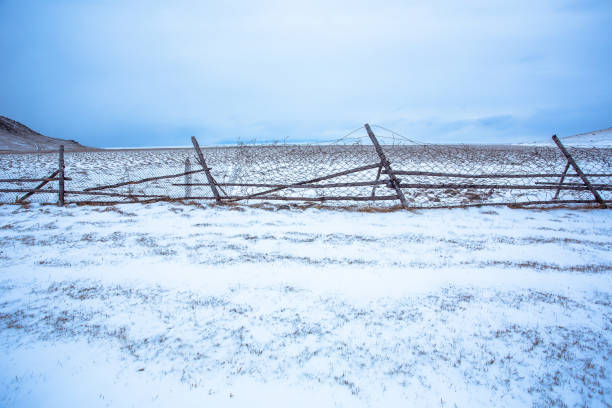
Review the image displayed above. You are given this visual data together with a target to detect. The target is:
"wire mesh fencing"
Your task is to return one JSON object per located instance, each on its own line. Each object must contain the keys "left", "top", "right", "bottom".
{"left": 372, "top": 127, "right": 612, "bottom": 208}
{"left": 0, "top": 150, "right": 63, "bottom": 204}
{"left": 0, "top": 124, "right": 610, "bottom": 208}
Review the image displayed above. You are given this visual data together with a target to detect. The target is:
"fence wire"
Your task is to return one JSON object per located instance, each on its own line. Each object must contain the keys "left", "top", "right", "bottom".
{"left": 0, "top": 125, "right": 610, "bottom": 208}
{"left": 372, "top": 127, "right": 612, "bottom": 207}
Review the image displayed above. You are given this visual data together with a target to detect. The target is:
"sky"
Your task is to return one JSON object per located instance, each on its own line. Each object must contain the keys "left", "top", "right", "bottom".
{"left": 0, "top": 0, "right": 611, "bottom": 147}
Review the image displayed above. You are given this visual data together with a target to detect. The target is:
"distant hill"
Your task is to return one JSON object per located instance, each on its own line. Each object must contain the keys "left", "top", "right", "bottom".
{"left": 561, "top": 127, "right": 612, "bottom": 147}
{"left": 0, "top": 115, "right": 94, "bottom": 152}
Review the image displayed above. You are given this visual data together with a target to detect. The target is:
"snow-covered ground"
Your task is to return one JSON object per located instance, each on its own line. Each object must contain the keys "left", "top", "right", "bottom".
{"left": 562, "top": 127, "right": 612, "bottom": 148}
{"left": 1, "top": 202, "right": 611, "bottom": 407}
{"left": 523, "top": 127, "right": 612, "bottom": 147}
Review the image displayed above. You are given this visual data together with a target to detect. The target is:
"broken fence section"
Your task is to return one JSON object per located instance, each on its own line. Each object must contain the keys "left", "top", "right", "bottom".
{"left": 0, "top": 125, "right": 610, "bottom": 209}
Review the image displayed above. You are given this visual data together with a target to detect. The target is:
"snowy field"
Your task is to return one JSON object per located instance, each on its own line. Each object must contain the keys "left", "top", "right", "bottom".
{"left": 1, "top": 202, "right": 611, "bottom": 407}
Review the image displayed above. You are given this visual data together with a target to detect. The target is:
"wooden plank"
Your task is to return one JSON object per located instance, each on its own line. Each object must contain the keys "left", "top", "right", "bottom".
{"left": 83, "top": 169, "right": 206, "bottom": 192}
{"left": 213, "top": 177, "right": 229, "bottom": 197}
{"left": 176, "top": 181, "right": 611, "bottom": 191}
{"left": 185, "top": 157, "right": 191, "bottom": 198}
{"left": 172, "top": 180, "right": 387, "bottom": 188}
{"left": 191, "top": 136, "right": 221, "bottom": 202}
{"left": 171, "top": 196, "right": 611, "bottom": 206}
{"left": 0, "top": 177, "right": 72, "bottom": 183}
{"left": 17, "top": 169, "right": 60, "bottom": 202}
{"left": 396, "top": 183, "right": 597, "bottom": 191}
{"left": 55, "top": 198, "right": 612, "bottom": 208}
{"left": 371, "top": 164, "right": 383, "bottom": 198}
{"left": 58, "top": 145, "right": 65, "bottom": 206}
{"left": 190, "top": 195, "right": 400, "bottom": 202}
{"left": 1, "top": 189, "right": 165, "bottom": 198}
{"left": 537, "top": 181, "right": 611, "bottom": 188}
{"left": 364, "top": 123, "right": 409, "bottom": 208}
{"left": 382, "top": 170, "right": 612, "bottom": 178}
{"left": 407, "top": 199, "right": 611, "bottom": 210}
{"left": 553, "top": 161, "right": 571, "bottom": 200}
{"left": 227, "top": 163, "right": 382, "bottom": 202}
{"left": 552, "top": 135, "right": 607, "bottom": 208}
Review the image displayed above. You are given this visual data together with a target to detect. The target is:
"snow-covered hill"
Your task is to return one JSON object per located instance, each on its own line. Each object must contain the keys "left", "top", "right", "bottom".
{"left": 0, "top": 115, "right": 93, "bottom": 152}
{"left": 561, "top": 126, "right": 612, "bottom": 147}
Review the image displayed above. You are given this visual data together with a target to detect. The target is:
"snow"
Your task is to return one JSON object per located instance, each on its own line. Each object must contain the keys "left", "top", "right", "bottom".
{"left": 523, "top": 127, "right": 612, "bottom": 147}
{"left": 1, "top": 202, "right": 611, "bottom": 407}
{"left": 562, "top": 127, "right": 612, "bottom": 147}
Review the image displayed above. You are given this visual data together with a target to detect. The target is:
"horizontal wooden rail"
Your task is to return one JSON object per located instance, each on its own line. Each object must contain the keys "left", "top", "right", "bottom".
{"left": 408, "top": 199, "right": 612, "bottom": 210}
{"left": 396, "top": 183, "right": 607, "bottom": 191}
{"left": 536, "top": 182, "right": 612, "bottom": 189}
{"left": 0, "top": 189, "right": 165, "bottom": 199}
{"left": 83, "top": 169, "right": 207, "bottom": 192}
{"left": 172, "top": 180, "right": 387, "bottom": 188}
{"left": 384, "top": 170, "right": 612, "bottom": 178}
{"left": 63, "top": 198, "right": 612, "bottom": 208}
{"left": 0, "top": 177, "right": 72, "bottom": 183}
{"left": 180, "top": 194, "right": 400, "bottom": 202}
{"left": 228, "top": 162, "right": 382, "bottom": 202}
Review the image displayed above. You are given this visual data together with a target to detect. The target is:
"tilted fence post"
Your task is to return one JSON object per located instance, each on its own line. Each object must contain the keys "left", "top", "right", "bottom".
{"left": 191, "top": 136, "right": 221, "bottom": 203}
{"left": 370, "top": 163, "right": 383, "bottom": 198}
{"left": 364, "top": 124, "right": 409, "bottom": 208}
{"left": 17, "top": 170, "right": 59, "bottom": 203}
{"left": 58, "top": 145, "right": 65, "bottom": 206}
{"left": 553, "top": 161, "right": 571, "bottom": 200}
{"left": 552, "top": 135, "right": 607, "bottom": 208}
{"left": 184, "top": 157, "right": 192, "bottom": 198}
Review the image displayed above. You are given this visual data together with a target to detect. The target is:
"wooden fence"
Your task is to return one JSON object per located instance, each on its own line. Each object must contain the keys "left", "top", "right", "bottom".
{"left": 1, "top": 124, "right": 610, "bottom": 209}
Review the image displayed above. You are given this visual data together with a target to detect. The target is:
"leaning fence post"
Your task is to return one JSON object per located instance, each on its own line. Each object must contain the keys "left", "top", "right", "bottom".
{"left": 364, "top": 124, "right": 409, "bottom": 208}
{"left": 553, "top": 161, "right": 571, "bottom": 200}
{"left": 184, "top": 157, "right": 192, "bottom": 198}
{"left": 370, "top": 163, "right": 383, "bottom": 198}
{"left": 58, "top": 145, "right": 65, "bottom": 206}
{"left": 190, "top": 136, "right": 221, "bottom": 203}
{"left": 552, "top": 135, "right": 607, "bottom": 208}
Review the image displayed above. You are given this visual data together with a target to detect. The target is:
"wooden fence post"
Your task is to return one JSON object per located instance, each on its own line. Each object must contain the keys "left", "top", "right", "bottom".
{"left": 184, "top": 157, "right": 192, "bottom": 198}
{"left": 58, "top": 145, "right": 65, "bottom": 206}
{"left": 552, "top": 135, "right": 607, "bottom": 208}
{"left": 364, "top": 124, "right": 409, "bottom": 208}
{"left": 17, "top": 170, "right": 59, "bottom": 203}
{"left": 191, "top": 136, "right": 221, "bottom": 203}
{"left": 370, "top": 163, "right": 383, "bottom": 198}
{"left": 553, "top": 161, "right": 571, "bottom": 200}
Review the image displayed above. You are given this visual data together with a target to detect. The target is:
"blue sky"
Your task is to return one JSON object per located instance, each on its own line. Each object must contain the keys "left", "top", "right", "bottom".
{"left": 0, "top": 0, "right": 611, "bottom": 147}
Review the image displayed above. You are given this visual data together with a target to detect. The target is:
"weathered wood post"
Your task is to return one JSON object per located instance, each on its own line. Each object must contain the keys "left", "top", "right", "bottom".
{"left": 58, "top": 145, "right": 65, "bottom": 206}
{"left": 553, "top": 161, "right": 571, "bottom": 200}
{"left": 191, "top": 136, "right": 221, "bottom": 203}
{"left": 370, "top": 164, "right": 383, "bottom": 198}
{"left": 552, "top": 135, "right": 607, "bottom": 208}
{"left": 364, "top": 124, "right": 409, "bottom": 208}
{"left": 17, "top": 170, "right": 59, "bottom": 202}
{"left": 184, "top": 157, "right": 192, "bottom": 198}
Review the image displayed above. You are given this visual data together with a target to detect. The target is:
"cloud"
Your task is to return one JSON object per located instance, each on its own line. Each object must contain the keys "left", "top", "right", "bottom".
{"left": 0, "top": 0, "right": 610, "bottom": 146}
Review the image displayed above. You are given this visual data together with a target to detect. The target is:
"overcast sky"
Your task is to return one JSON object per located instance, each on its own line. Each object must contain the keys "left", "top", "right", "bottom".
{"left": 1, "top": 0, "right": 611, "bottom": 147}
